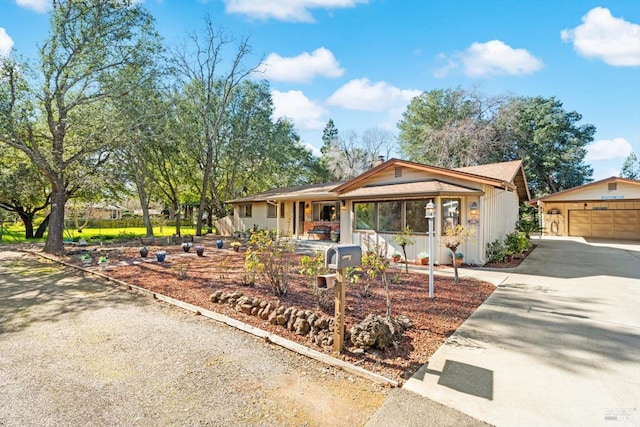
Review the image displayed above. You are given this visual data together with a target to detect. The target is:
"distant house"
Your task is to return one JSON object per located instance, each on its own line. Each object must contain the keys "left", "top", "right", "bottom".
{"left": 228, "top": 158, "right": 531, "bottom": 265}
{"left": 529, "top": 177, "right": 640, "bottom": 240}
{"left": 92, "top": 204, "right": 123, "bottom": 220}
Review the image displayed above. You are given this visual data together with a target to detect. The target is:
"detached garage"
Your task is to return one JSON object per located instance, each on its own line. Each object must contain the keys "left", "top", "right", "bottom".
{"left": 530, "top": 177, "right": 640, "bottom": 241}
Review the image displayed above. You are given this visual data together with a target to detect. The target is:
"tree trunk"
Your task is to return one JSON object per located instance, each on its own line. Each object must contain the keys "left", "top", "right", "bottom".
{"left": 173, "top": 200, "right": 181, "bottom": 236}
{"left": 383, "top": 271, "right": 391, "bottom": 318}
{"left": 196, "top": 142, "right": 214, "bottom": 236}
{"left": 16, "top": 210, "right": 35, "bottom": 239}
{"left": 34, "top": 214, "right": 50, "bottom": 239}
{"left": 401, "top": 244, "right": 408, "bottom": 273}
{"left": 43, "top": 182, "right": 66, "bottom": 255}
{"left": 450, "top": 248, "right": 459, "bottom": 284}
{"left": 134, "top": 170, "right": 154, "bottom": 238}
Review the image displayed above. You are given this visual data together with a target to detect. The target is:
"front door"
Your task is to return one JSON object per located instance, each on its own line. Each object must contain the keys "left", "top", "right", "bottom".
{"left": 298, "top": 201, "right": 305, "bottom": 236}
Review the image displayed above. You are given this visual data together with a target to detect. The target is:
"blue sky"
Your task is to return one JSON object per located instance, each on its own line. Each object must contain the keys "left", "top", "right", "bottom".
{"left": 1, "top": 0, "right": 639, "bottom": 181}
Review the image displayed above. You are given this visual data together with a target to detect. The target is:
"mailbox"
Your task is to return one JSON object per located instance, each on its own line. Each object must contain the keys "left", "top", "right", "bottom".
{"left": 325, "top": 245, "right": 362, "bottom": 270}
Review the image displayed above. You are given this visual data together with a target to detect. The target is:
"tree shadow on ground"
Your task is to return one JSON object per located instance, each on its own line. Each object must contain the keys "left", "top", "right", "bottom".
{"left": 0, "top": 252, "right": 147, "bottom": 336}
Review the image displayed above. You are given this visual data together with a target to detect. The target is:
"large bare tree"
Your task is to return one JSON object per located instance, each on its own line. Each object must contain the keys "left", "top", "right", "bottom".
{"left": 171, "top": 16, "right": 261, "bottom": 236}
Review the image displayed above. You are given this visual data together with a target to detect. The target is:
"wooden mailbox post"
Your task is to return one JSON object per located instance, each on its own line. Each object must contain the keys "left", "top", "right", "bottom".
{"left": 324, "top": 245, "right": 362, "bottom": 353}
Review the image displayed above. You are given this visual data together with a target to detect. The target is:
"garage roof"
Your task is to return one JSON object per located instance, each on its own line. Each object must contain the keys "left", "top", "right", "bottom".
{"left": 528, "top": 176, "right": 640, "bottom": 204}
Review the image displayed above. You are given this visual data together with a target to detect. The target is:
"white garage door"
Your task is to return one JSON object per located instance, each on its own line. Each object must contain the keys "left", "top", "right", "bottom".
{"left": 569, "top": 210, "right": 640, "bottom": 240}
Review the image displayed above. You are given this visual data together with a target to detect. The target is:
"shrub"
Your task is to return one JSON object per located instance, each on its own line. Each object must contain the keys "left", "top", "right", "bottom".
{"left": 516, "top": 219, "right": 543, "bottom": 239}
{"left": 486, "top": 239, "right": 508, "bottom": 263}
{"left": 245, "top": 230, "right": 297, "bottom": 296}
{"left": 299, "top": 252, "right": 332, "bottom": 309}
{"left": 504, "top": 231, "right": 531, "bottom": 255}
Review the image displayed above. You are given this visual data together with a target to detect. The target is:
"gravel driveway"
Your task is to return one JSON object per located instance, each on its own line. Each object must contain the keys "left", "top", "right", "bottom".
{"left": 0, "top": 251, "right": 387, "bottom": 426}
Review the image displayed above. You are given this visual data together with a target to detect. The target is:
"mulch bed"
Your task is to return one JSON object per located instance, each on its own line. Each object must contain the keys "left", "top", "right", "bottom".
{"left": 64, "top": 243, "right": 497, "bottom": 382}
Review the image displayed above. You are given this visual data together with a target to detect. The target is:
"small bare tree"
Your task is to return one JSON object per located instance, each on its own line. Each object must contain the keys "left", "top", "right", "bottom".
{"left": 440, "top": 225, "right": 475, "bottom": 283}
{"left": 391, "top": 226, "right": 415, "bottom": 273}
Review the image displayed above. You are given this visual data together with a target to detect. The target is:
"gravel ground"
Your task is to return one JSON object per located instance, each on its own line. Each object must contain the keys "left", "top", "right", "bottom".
{"left": 0, "top": 251, "right": 388, "bottom": 426}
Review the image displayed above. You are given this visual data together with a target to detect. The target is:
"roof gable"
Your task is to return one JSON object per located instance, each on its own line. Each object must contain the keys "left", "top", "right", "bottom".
{"left": 333, "top": 158, "right": 530, "bottom": 202}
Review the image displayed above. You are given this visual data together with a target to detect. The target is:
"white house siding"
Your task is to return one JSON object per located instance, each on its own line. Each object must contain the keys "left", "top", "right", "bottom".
{"left": 478, "top": 186, "right": 520, "bottom": 264}
{"left": 233, "top": 202, "right": 294, "bottom": 236}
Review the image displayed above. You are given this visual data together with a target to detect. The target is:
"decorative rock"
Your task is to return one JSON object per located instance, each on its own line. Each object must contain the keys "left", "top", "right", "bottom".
{"left": 293, "top": 318, "right": 310, "bottom": 335}
{"left": 349, "top": 313, "right": 404, "bottom": 350}
{"left": 397, "top": 315, "right": 414, "bottom": 330}
{"left": 275, "top": 315, "right": 287, "bottom": 326}
{"left": 268, "top": 312, "right": 278, "bottom": 325}
{"left": 307, "top": 313, "right": 318, "bottom": 326}
{"left": 314, "top": 317, "right": 329, "bottom": 330}
{"left": 239, "top": 304, "right": 253, "bottom": 314}
{"left": 250, "top": 307, "right": 259, "bottom": 316}
{"left": 275, "top": 306, "right": 286, "bottom": 315}
{"left": 210, "top": 290, "right": 223, "bottom": 302}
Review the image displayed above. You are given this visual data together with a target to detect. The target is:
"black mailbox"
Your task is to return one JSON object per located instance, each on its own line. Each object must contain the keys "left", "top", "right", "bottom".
{"left": 325, "top": 245, "right": 362, "bottom": 270}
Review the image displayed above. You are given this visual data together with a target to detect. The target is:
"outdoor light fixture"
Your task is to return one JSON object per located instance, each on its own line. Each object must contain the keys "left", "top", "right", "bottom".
{"left": 424, "top": 199, "right": 436, "bottom": 298}
{"left": 470, "top": 201, "right": 478, "bottom": 216}
{"left": 424, "top": 200, "right": 436, "bottom": 219}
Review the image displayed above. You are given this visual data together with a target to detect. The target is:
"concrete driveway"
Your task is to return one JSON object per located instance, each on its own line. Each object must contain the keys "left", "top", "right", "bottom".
{"left": 403, "top": 237, "right": 640, "bottom": 427}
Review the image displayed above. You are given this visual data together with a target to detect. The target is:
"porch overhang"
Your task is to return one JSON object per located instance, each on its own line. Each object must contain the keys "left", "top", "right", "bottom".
{"left": 337, "top": 180, "right": 484, "bottom": 201}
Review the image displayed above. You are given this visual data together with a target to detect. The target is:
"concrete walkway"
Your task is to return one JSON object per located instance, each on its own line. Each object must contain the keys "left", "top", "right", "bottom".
{"left": 399, "top": 237, "right": 640, "bottom": 427}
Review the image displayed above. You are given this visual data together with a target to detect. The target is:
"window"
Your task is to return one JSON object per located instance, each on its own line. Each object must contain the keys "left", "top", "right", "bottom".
{"left": 238, "top": 204, "right": 252, "bottom": 218}
{"left": 378, "top": 201, "right": 402, "bottom": 232}
{"left": 608, "top": 183, "right": 617, "bottom": 191}
{"left": 312, "top": 201, "right": 340, "bottom": 221}
{"left": 267, "top": 203, "right": 285, "bottom": 218}
{"left": 405, "top": 200, "right": 428, "bottom": 233}
{"left": 354, "top": 202, "right": 376, "bottom": 230}
{"left": 441, "top": 198, "right": 460, "bottom": 230}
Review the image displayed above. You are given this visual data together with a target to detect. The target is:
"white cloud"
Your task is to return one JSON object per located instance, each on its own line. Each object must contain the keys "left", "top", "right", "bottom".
{"left": 586, "top": 138, "right": 633, "bottom": 161}
{"left": 561, "top": 7, "right": 640, "bottom": 67}
{"left": 0, "top": 28, "right": 14, "bottom": 57}
{"left": 327, "top": 78, "right": 421, "bottom": 112}
{"left": 257, "top": 47, "right": 345, "bottom": 83}
{"left": 271, "top": 90, "right": 327, "bottom": 130}
{"left": 436, "top": 40, "right": 544, "bottom": 78}
{"left": 223, "top": 0, "right": 368, "bottom": 22}
{"left": 16, "top": 0, "right": 50, "bottom": 13}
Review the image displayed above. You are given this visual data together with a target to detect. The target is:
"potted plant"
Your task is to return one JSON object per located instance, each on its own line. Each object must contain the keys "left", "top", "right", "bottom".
{"left": 331, "top": 228, "right": 340, "bottom": 243}
{"left": 140, "top": 246, "right": 149, "bottom": 258}
{"left": 450, "top": 252, "right": 464, "bottom": 267}
{"left": 79, "top": 253, "right": 92, "bottom": 266}
{"left": 230, "top": 241, "right": 242, "bottom": 252}
{"left": 418, "top": 252, "right": 430, "bottom": 265}
{"left": 182, "top": 242, "right": 193, "bottom": 252}
{"left": 216, "top": 239, "right": 224, "bottom": 249}
{"left": 194, "top": 245, "right": 205, "bottom": 257}
{"left": 98, "top": 255, "right": 109, "bottom": 266}
{"left": 392, "top": 251, "right": 402, "bottom": 262}
{"left": 156, "top": 250, "right": 166, "bottom": 262}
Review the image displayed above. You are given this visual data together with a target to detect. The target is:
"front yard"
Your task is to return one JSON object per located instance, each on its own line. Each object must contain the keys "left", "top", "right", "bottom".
{"left": 65, "top": 242, "right": 495, "bottom": 382}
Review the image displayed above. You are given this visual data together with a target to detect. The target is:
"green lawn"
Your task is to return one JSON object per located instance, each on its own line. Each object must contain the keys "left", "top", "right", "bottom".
{"left": 0, "top": 223, "right": 194, "bottom": 244}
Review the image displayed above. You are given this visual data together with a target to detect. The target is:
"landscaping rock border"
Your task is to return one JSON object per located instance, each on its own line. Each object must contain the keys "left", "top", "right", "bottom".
{"left": 210, "top": 290, "right": 338, "bottom": 348}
